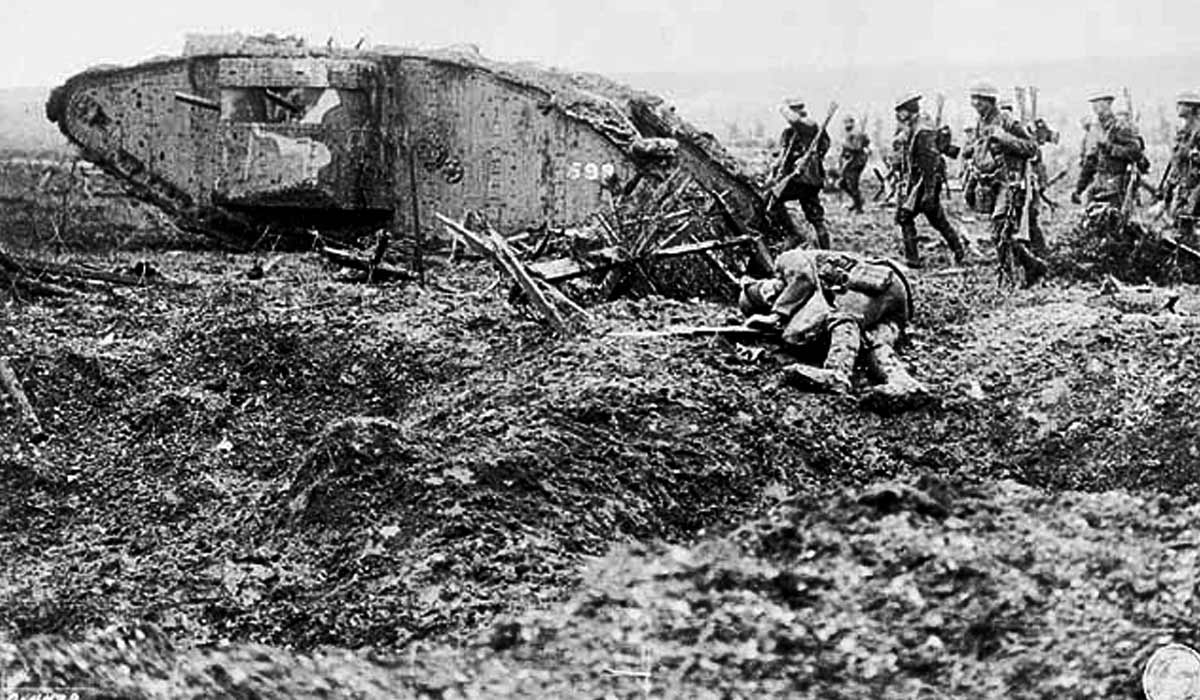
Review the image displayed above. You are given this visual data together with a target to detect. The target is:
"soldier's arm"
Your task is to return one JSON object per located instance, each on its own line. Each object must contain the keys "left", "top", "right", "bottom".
{"left": 1074, "top": 149, "right": 1099, "bottom": 197}
{"left": 1107, "top": 127, "right": 1145, "bottom": 163}
{"left": 991, "top": 120, "right": 1038, "bottom": 159}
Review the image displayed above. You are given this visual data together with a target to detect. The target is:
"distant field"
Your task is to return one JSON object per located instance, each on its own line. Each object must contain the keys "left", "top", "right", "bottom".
{"left": 0, "top": 86, "right": 71, "bottom": 157}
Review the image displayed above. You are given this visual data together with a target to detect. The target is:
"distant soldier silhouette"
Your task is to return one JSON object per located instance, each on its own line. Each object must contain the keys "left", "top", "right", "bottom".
{"left": 839, "top": 116, "right": 871, "bottom": 214}
{"left": 892, "top": 93, "right": 966, "bottom": 268}
{"left": 1162, "top": 90, "right": 1200, "bottom": 244}
{"left": 1072, "top": 91, "right": 1149, "bottom": 205}
{"left": 767, "top": 97, "right": 832, "bottom": 249}
{"left": 963, "top": 81, "right": 1047, "bottom": 284}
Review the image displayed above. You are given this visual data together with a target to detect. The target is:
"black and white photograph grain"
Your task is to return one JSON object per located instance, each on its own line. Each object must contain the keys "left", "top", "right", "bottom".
{"left": 2, "top": 1, "right": 1200, "bottom": 698}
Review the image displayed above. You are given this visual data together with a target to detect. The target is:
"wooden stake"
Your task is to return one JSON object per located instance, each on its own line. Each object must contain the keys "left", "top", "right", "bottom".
{"left": 436, "top": 213, "right": 573, "bottom": 334}
{"left": 0, "top": 357, "right": 45, "bottom": 442}
{"left": 486, "top": 227, "right": 571, "bottom": 334}
{"left": 405, "top": 125, "right": 425, "bottom": 285}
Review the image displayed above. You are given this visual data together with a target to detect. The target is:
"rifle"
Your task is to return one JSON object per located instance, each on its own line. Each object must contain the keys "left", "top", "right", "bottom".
{"left": 767, "top": 102, "right": 839, "bottom": 199}
{"left": 1156, "top": 161, "right": 1174, "bottom": 201}
{"left": 1017, "top": 85, "right": 1037, "bottom": 242}
{"left": 1160, "top": 232, "right": 1200, "bottom": 262}
{"left": 1123, "top": 86, "right": 1137, "bottom": 123}
{"left": 1120, "top": 162, "right": 1140, "bottom": 229}
{"left": 763, "top": 128, "right": 801, "bottom": 211}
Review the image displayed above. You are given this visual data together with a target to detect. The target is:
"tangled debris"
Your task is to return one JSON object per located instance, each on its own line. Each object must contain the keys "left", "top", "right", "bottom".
{"left": 1053, "top": 204, "right": 1200, "bottom": 284}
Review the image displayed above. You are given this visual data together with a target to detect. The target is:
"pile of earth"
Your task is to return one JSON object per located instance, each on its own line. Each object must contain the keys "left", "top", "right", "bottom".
{"left": 4, "top": 248, "right": 1200, "bottom": 658}
{"left": 5, "top": 477, "right": 1197, "bottom": 699}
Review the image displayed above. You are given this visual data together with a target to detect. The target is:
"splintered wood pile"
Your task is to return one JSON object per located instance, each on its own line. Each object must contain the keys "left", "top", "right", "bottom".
{"left": 524, "top": 170, "right": 771, "bottom": 300}
{"left": 433, "top": 170, "right": 772, "bottom": 334}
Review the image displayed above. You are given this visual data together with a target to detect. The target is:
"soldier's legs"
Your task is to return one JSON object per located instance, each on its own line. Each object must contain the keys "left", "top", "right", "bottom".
{"left": 862, "top": 322, "right": 916, "bottom": 387}
{"left": 824, "top": 319, "right": 861, "bottom": 379}
{"left": 860, "top": 321, "right": 931, "bottom": 414}
{"left": 992, "top": 218, "right": 1016, "bottom": 282}
{"left": 1015, "top": 240, "right": 1048, "bottom": 286}
{"left": 964, "top": 177, "right": 978, "bottom": 211}
{"left": 781, "top": 288, "right": 868, "bottom": 394}
{"left": 796, "top": 184, "right": 830, "bottom": 249}
{"left": 768, "top": 194, "right": 806, "bottom": 249}
{"left": 895, "top": 208, "right": 922, "bottom": 266}
{"left": 1028, "top": 202, "right": 1048, "bottom": 254}
{"left": 922, "top": 200, "right": 966, "bottom": 263}
{"left": 988, "top": 184, "right": 1019, "bottom": 281}
{"left": 842, "top": 166, "right": 865, "bottom": 212}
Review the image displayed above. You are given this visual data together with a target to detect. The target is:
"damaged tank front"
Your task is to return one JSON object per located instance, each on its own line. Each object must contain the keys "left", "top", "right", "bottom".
{"left": 47, "top": 34, "right": 772, "bottom": 249}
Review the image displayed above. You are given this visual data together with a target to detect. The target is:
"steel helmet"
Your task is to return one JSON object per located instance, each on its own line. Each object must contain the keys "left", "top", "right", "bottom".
{"left": 969, "top": 81, "right": 1000, "bottom": 100}
{"left": 894, "top": 92, "right": 921, "bottom": 111}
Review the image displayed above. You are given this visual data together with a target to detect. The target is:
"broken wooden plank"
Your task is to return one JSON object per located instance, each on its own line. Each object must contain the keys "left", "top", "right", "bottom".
{"left": 319, "top": 245, "right": 412, "bottom": 282}
{"left": 528, "top": 235, "right": 758, "bottom": 283}
{"left": 1, "top": 248, "right": 184, "bottom": 288}
{"left": 485, "top": 227, "right": 572, "bottom": 334}
{"left": 671, "top": 230, "right": 741, "bottom": 288}
{"left": 0, "top": 357, "right": 45, "bottom": 442}
{"left": 538, "top": 278, "right": 593, "bottom": 325}
{"left": 437, "top": 213, "right": 574, "bottom": 334}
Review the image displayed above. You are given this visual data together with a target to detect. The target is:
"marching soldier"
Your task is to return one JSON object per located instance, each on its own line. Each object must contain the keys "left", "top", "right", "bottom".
{"left": 892, "top": 93, "right": 966, "bottom": 268}
{"left": 963, "top": 81, "right": 1047, "bottom": 284}
{"left": 839, "top": 116, "right": 871, "bottom": 214}
{"left": 1072, "top": 91, "right": 1149, "bottom": 205}
{"left": 767, "top": 97, "right": 832, "bottom": 249}
{"left": 1163, "top": 91, "right": 1200, "bottom": 244}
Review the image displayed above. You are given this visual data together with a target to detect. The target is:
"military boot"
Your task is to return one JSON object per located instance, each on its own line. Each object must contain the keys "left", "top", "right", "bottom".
{"left": 1015, "top": 242, "right": 1048, "bottom": 287}
{"left": 942, "top": 226, "right": 967, "bottom": 265}
{"left": 860, "top": 324, "right": 931, "bottom": 414}
{"left": 900, "top": 222, "right": 922, "bottom": 268}
{"left": 813, "top": 222, "right": 831, "bottom": 250}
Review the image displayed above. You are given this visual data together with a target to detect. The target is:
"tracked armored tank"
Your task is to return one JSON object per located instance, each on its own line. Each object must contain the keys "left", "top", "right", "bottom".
{"left": 46, "top": 34, "right": 772, "bottom": 249}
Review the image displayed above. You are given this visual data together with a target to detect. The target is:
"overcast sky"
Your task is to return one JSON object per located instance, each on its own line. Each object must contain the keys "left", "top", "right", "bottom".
{"left": 2, "top": 0, "right": 1197, "bottom": 87}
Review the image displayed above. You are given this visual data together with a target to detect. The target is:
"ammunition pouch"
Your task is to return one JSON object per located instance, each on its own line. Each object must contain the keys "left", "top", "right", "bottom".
{"left": 845, "top": 263, "right": 895, "bottom": 295}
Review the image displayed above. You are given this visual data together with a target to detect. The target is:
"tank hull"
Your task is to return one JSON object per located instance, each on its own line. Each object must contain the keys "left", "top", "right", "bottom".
{"left": 47, "top": 36, "right": 768, "bottom": 248}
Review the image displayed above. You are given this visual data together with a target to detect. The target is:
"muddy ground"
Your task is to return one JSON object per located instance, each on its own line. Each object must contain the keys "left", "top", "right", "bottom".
{"left": 2, "top": 174, "right": 1200, "bottom": 698}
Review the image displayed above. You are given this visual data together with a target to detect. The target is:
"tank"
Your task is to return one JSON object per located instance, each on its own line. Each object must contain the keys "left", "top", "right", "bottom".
{"left": 46, "top": 34, "right": 772, "bottom": 249}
